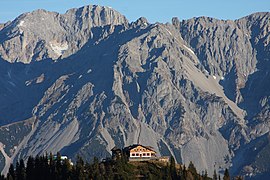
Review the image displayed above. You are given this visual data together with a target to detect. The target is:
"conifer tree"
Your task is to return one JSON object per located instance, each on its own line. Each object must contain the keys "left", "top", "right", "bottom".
{"left": 26, "top": 156, "right": 35, "bottom": 180}
{"left": 105, "top": 162, "right": 113, "bottom": 180}
{"left": 16, "top": 161, "right": 20, "bottom": 178}
{"left": 163, "top": 163, "right": 172, "bottom": 180}
{"left": 203, "top": 170, "right": 208, "bottom": 180}
{"left": 114, "top": 155, "right": 124, "bottom": 177}
{"left": 188, "top": 161, "right": 197, "bottom": 175}
{"left": 16, "top": 159, "right": 26, "bottom": 180}
{"left": 7, "top": 164, "right": 15, "bottom": 180}
{"left": 34, "top": 156, "right": 45, "bottom": 180}
{"left": 62, "top": 158, "right": 72, "bottom": 180}
{"left": 169, "top": 156, "right": 177, "bottom": 179}
{"left": 48, "top": 153, "right": 56, "bottom": 180}
{"left": 55, "top": 152, "right": 63, "bottom": 179}
{"left": 213, "top": 169, "right": 218, "bottom": 180}
{"left": 178, "top": 163, "right": 183, "bottom": 178}
{"left": 20, "top": 159, "right": 26, "bottom": 180}
{"left": 42, "top": 154, "right": 50, "bottom": 180}
{"left": 48, "top": 153, "right": 54, "bottom": 167}
{"left": 92, "top": 157, "right": 101, "bottom": 179}
{"left": 182, "top": 165, "right": 187, "bottom": 180}
{"left": 223, "top": 168, "right": 230, "bottom": 180}
{"left": 74, "top": 155, "right": 86, "bottom": 180}
{"left": 0, "top": 175, "right": 5, "bottom": 180}
{"left": 6, "top": 173, "right": 13, "bottom": 180}
{"left": 188, "top": 161, "right": 200, "bottom": 180}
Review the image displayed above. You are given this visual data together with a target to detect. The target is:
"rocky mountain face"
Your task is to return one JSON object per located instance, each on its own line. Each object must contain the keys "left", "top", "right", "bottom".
{"left": 0, "top": 5, "right": 269, "bottom": 178}
{"left": 0, "top": 5, "right": 128, "bottom": 63}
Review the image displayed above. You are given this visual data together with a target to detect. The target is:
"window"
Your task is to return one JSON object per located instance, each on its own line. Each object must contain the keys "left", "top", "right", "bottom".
{"left": 147, "top": 153, "right": 150, "bottom": 156}
{"left": 143, "top": 153, "right": 146, "bottom": 156}
{"left": 136, "top": 153, "right": 139, "bottom": 156}
{"left": 131, "top": 153, "right": 135, "bottom": 156}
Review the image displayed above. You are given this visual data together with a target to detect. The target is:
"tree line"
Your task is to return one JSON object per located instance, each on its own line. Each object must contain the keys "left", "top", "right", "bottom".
{"left": 0, "top": 152, "right": 236, "bottom": 180}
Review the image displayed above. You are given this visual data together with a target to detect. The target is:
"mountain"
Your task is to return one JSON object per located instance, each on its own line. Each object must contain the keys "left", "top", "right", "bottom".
{"left": 0, "top": 6, "right": 128, "bottom": 63}
{"left": 0, "top": 5, "right": 269, "bottom": 178}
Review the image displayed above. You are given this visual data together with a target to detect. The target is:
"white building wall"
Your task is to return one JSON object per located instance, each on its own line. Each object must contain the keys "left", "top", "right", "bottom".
{"left": 130, "top": 152, "right": 153, "bottom": 158}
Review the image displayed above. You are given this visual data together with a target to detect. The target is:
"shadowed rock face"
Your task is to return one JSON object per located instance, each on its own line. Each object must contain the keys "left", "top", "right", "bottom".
{"left": 0, "top": 5, "right": 269, "bottom": 178}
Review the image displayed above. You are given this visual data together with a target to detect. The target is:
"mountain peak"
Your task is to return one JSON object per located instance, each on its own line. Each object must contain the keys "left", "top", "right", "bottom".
{"left": 239, "top": 12, "right": 270, "bottom": 20}
{"left": 172, "top": 17, "right": 180, "bottom": 29}
{"left": 0, "top": 5, "right": 128, "bottom": 63}
{"left": 65, "top": 4, "right": 128, "bottom": 26}
{"left": 0, "top": 23, "right": 4, "bottom": 31}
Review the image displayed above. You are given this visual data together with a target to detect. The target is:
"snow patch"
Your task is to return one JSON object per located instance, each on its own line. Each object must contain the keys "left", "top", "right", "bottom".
{"left": 183, "top": 45, "right": 195, "bottom": 55}
{"left": 220, "top": 76, "right": 225, "bottom": 80}
{"left": 136, "top": 82, "right": 140, "bottom": 93}
{"left": 49, "top": 42, "right": 69, "bottom": 57}
{"left": 87, "top": 69, "right": 92, "bottom": 74}
{"left": 213, "top": 75, "right": 216, "bottom": 80}
{"left": 78, "top": 75, "right": 82, "bottom": 79}
{"left": 18, "top": 21, "right": 25, "bottom": 27}
{"left": 25, "top": 81, "right": 31, "bottom": 86}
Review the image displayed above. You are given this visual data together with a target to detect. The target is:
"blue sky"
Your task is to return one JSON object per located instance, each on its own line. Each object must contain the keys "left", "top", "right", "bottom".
{"left": 0, "top": 0, "right": 270, "bottom": 23}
